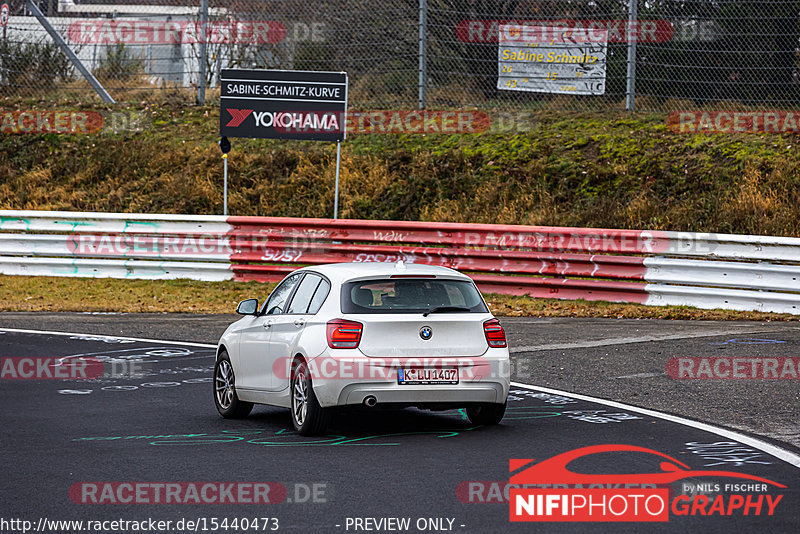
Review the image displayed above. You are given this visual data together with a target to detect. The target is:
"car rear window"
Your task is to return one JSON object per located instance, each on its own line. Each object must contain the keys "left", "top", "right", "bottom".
{"left": 341, "top": 278, "right": 488, "bottom": 314}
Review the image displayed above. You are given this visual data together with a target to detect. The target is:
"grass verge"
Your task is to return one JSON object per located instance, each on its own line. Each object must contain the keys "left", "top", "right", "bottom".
{"left": 0, "top": 275, "right": 796, "bottom": 321}
{"left": 1, "top": 99, "right": 800, "bottom": 237}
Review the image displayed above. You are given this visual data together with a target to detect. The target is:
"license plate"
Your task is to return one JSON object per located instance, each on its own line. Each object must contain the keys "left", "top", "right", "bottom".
{"left": 398, "top": 367, "right": 459, "bottom": 385}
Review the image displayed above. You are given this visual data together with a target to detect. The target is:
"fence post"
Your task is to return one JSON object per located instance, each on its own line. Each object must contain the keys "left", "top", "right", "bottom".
{"left": 418, "top": 0, "right": 427, "bottom": 110}
{"left": 197, "top": 0, "right": 209, "bottom": 105}
{"left": 625, "top": 0, "right": 637, "bottom": 111}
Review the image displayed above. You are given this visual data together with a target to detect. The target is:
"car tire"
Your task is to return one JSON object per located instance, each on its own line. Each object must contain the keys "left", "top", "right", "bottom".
{"left": 213, "top": 350, "right": 253, "bottom": 418}
{"left": 290, "top": 358, "right": 330, "bottom": 436}
{"left": 466, "top": 402, "right": 506, "bottom": 425}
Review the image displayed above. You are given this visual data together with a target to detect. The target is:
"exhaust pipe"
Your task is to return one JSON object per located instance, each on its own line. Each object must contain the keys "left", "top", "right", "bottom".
{"left": 363, "top": 395, "right": 378, "bottom": 408}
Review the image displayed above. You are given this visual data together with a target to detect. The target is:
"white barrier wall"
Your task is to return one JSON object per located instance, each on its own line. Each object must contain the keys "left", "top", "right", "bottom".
{"left": 1, "top": 210, "right": 798, "bottom": 314}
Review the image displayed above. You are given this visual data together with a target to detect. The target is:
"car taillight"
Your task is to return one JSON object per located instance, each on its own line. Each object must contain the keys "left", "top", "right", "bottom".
{"left": 326, "top": 319, "right": 363, "bottom": 349}
{"left": 484, "top": 318, "right": 507, "bottom": 348}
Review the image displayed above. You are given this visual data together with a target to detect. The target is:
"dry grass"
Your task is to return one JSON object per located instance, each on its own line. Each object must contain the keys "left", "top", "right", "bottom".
{"left": 0, "top": 275, "right": 269, "bottom": 314}
{"left": 716, "top": 163, "right": 800, "bottom": 236}
{"left": 0, "top": 275, "right": 796, "bottom": 321}
{"left": 484, "top": 294, "right": 798, "bottom": 321}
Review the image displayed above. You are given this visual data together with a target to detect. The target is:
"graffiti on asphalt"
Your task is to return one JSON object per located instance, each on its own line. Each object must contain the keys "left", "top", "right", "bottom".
{"left": 73, "top": 427, "right": 481, "bottom": 447}
{"left": 59, "top": 376, "right": 213, "bottom": 394}
{"left": 508, "top": 389, "right": 579, "bottom": 404}
{"left": 57, "top": 346, "right": 212, "bottom": 365}
{"left": 685, "top": 441, "right": 772, "bottom": 467}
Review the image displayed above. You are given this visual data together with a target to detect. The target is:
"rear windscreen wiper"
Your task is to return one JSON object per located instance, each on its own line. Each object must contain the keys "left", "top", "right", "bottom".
{"left": 422, "top": 306, "right": 471, "bottom": 317}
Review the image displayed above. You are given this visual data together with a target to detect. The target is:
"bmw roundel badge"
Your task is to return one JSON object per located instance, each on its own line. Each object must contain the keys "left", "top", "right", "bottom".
{"left": 419, "top": 326, "right": 433, "bottom": 340}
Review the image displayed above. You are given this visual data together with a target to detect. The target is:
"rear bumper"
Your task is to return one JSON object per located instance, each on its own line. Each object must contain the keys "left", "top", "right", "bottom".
{"left": 308, "top": 348, "right": 510, "bottom": 408}
{"left": 335, "top": 382, "right": 506, "bottom": 406}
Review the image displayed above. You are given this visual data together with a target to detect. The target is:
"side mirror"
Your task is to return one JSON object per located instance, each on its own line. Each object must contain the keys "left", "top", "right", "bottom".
{"left": 236, "top": 298, "right": 259, "bottom": 315}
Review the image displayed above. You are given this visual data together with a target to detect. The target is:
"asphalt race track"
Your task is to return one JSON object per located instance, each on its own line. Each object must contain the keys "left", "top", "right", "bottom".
{"left": 1, "top": 315, "right": 798, "bottom": 533}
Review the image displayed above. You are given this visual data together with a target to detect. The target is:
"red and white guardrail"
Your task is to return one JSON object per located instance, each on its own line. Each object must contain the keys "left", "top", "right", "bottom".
{"left": 0, "top": 210, "right": 798, "bottom": 314}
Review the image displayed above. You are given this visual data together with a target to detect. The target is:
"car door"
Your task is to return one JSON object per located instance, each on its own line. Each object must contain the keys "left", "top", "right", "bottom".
{"left": 237, "top": 273, "right": 302, "bottom": 391}
{"left": 267, "top": 273, "right": 327, "bottom": 389}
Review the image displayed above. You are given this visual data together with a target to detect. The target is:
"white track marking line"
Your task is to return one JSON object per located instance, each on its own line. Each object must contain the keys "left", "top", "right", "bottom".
{"left": 613, "top": 372, "right": 665, "bottom": 379}
{"left": 509, "top": 328, "right": 794, "bottom": 353}
{"left": 511, "top": 381, "right": 800, "bottom": 469}
{"left": 0, "top": 327, "right": 216, "bottom": 348}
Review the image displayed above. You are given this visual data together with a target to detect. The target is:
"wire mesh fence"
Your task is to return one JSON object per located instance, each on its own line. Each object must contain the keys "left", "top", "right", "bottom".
{"left": 1, "top": 1, "right": 799, "bottom": 113}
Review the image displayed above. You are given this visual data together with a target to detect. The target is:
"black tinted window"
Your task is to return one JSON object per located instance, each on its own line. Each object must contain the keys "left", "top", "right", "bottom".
{"left": 263, "top": 273, "right": 302, "bottom": 315}
{"left": 341, "top": 278, "right": 487, "bottom": 314}
{"left": 308, "top": 278, "right": 331, "bottom": 314}
{"left": 287, "top": 274, "right": 322, "bottom": 314}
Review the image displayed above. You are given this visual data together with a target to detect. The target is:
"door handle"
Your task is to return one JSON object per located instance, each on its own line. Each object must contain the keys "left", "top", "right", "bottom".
{"left": 294, "top": 319, "right": 306, "bottom": 327}
{"left": 263, "top": 320, "right": 273, "bottom": 329}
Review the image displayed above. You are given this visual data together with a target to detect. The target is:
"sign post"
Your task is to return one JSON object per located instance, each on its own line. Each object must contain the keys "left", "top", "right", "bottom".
{"left": 218, "top": 137, "right": 231, "bottom": 215}
{"left": 333, "top": 141, "right": 342, "bottom": 218}
{"left": 219, "top": 69, "right": 348, "bottom": 218}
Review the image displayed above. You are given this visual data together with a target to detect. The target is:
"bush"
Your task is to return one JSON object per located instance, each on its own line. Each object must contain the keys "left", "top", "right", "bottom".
{"left": 93, "top": 43, "right": 144, "bottom": 81}
{"left": 0, "top": 40, "right": 74, "bottom": 90}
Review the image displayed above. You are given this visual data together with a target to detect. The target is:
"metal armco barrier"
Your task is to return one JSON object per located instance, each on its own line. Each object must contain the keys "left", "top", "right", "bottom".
{"left": 1, "top": 210, "right": 798, "bottom": 315}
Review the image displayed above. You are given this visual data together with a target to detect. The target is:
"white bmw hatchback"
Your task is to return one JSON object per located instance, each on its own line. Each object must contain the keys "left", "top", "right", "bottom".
{"left": 214, "top": 262, "right": 510, "bottom": 435}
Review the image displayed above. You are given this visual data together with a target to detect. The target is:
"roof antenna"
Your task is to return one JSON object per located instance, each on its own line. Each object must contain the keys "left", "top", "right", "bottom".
{"left": 395, "top": 260, "right": 406, "bottom": 271}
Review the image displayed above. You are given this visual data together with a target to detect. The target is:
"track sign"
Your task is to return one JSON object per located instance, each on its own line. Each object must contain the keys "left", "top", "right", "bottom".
{"left": 1, "top": 4, "right": 9, "bottom": 27}
{"left": 219, "top": 69, "right": 347, "bottom": 142}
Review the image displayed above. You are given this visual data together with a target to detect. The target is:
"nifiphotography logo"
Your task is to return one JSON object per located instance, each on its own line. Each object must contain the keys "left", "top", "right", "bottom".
{"left": 509, "top": 444, "right": 785, "bottom": 522}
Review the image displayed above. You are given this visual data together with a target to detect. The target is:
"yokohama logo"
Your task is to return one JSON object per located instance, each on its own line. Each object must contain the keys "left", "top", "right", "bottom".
{"left": 225, "top": 109, "right": 342, "bottom": 132}
{"left": 225, "top": 109, "right": 253, "bottom": 127}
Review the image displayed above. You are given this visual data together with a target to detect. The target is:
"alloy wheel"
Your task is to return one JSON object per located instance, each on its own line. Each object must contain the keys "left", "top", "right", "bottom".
{"left": 292, "top": 363, "right": 309, "bottom": 426}
{"left": 215, "top": 359, "right": 234, "bottom": 410}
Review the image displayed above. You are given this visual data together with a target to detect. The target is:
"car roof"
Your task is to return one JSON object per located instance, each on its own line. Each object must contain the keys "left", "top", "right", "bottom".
{"left": 298, "top": 262, "right": 472, "bottom": 284}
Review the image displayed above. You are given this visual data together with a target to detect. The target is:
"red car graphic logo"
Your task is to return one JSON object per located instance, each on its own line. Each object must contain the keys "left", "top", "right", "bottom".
{"left": 510, "top": 444, "right": 786, "bottom": 487}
